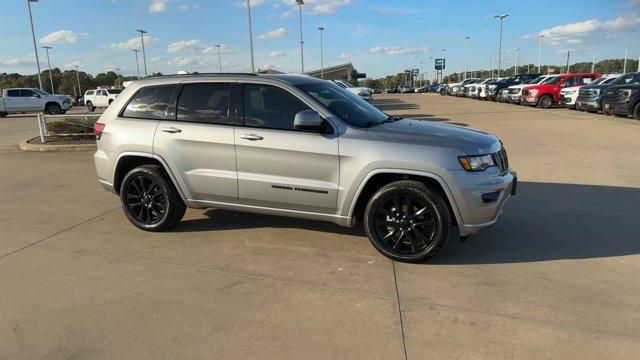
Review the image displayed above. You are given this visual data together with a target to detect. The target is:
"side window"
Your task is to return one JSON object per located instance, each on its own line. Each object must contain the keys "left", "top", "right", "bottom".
{"left": 122, "top": 85, "right": 176, "bottom": 120}
{"left": 6, "top": 90, "right": 20, "bottom": 97}
{"left": 86, "top": 91, "right": 94, "bottom": 96}
{"left": 20, "top": 90, "right": 36, "bottom": 97}
{"left": 176, "top": 83, "right": 232, "bottom": 125}
{"left": 582, "top": 76, "right": 596, "bottom": 85}
{"left": 243, "top": 84, "right": 310, "bottom": 130}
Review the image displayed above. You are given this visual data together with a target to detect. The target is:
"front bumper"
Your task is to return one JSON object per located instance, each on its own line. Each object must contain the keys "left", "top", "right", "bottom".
{"left": 506, "top": 94, "right": 521, "bottom": 103}
{"left": 448, "top": 169, "right": 517, "bottom": 236}
{"left": 575, "top": 98, "right": 600, "bottom": 111}
{"left": 559, "top": 95, "right": 576, "bottom": 108}
{"left": 521, "top": 97, "right": 539, "bottom": 106}
{"left": 603, "top": 99, "right": 631, "bottom": 116}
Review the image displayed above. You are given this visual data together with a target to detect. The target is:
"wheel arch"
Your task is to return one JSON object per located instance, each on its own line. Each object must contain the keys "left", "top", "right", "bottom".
{"left": 113, "top": 152, "right": 188, "bottom": 203}
{"left": 347, "top": 170, "right": 462, "bottom": 228}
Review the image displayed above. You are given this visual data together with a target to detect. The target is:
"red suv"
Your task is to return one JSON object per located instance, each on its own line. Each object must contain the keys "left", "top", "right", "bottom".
{"left": 521, "top": 73, "right": 600, "bottom": 108}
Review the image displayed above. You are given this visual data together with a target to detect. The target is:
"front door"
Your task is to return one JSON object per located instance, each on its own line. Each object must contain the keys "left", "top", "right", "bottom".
{"left": 153, "top": 82, "right": 238, "bottom": 203}
{"left": 235, "top": 83, "right": 339, "bottom": 214}
{"left": 20, "top": 89, "right": 44, "bottom": 111}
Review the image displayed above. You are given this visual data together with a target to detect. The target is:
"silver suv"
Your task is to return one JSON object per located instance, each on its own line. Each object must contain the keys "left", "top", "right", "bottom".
{"left": 93, "top": 74, "right": 516, "bottom": 262}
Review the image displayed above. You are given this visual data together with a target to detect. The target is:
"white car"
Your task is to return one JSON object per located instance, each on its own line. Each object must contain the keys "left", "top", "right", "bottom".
{"left": 466, "top": 79, "right": 494, "bottom": 98}
{"left": 0, "top": 88, "right": 71, "bottom": 116}
{"left": 476, "top": 78, "right": 501, "bottom": 100}
{"left": 84, "top": 88, "right": 123, "bottom": 112}
{"left": 331, "top": 80, "right": 373, "bottom": 101}
{"left": 505, "top": 75, "right": 557, "bottom": 104}
{"left": 560, "top": 74, "right": 621, "bottom": 109}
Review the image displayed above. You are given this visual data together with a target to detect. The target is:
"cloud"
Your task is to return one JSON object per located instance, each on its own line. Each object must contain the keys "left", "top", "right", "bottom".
{"left": 267, "top": 51, "right": 286, "bottom": 58}
{"left": 148, "top": 0, "right": 168, "bottom": 13}
{"left": 167, "top": 39, "right": 205, "bottom": 53}
{"left": 537, "top": 13, "right": 640, "bottom": 46}
{"left": 0, "top": 57, "right": 35, "bottom": 67}
{"left": 240, "top": 0, "right": 266, "bottom": 7}
{"left": 257, "top": 27, "right": 289, "bottom": 40}
{"left": 106, "top": 36, "right": 159, "bottom": 51}
{"left": 203, "top": 44, "right": 233, "bottom": 54}
{"left": 281, "top": 0, "right": 350, "bottom": 15}
{"left": 40, "top": 30, "right": 87, "bottom": 45}
{"left": 340, "top": 46, "right": 429, "bottom": 60}
{"left": 168, "top": 56, "right": 201, "bottom": 67}
{"left": 63, "top": 60, "right": 82, "bottom": 69}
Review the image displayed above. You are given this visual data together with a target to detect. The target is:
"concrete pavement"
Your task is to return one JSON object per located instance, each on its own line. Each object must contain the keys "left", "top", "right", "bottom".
{"left": 1, "top": 97, "right": 639, "bottom": 359}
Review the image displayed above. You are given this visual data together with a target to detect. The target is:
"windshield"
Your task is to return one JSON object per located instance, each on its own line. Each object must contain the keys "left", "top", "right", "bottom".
{"left": 611, "top": 73, "right": 640, "bottom": 85}
{"left": 298, "top": 81, "right": 389, "bottom": 127}
{"left": 527, "top": 76, "right": 546, "bottom": 84}
{"left": 541, "top": 76, "right": 560, "bottom": 85}
{"left": 34, "top": 89, "right": 50, "bottom": 96}
{"left": 107, "top": 89, "right": 123, "bottom": 94}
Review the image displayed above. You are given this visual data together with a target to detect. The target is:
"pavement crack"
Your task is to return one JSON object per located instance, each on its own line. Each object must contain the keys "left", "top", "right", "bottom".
{"left": 0, "top": 207, "right": 120, "bottom": 261}
{"left": 392, "top": 261, "right": 409, "bottom": 360}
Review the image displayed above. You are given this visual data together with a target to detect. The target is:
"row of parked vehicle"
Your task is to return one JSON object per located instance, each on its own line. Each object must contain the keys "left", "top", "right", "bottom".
{"left": 384, "top": 84, "right": 440, "bottom": 93}
{"left": 439, "top": 72, "right": 640, "bottom": 120}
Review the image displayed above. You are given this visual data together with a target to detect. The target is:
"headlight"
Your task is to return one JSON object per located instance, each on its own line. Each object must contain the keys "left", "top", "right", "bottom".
{"left": 528, "top": 89, "right": 538, "bottom": 96}
{"left": 488, "top": 85, "right": 496, "bottom": 90}
{"left": 458, "top": 154, "right": 494, "bottom": 172}
{"left": 564, "top": 90, "right": 576, "bottom": 95}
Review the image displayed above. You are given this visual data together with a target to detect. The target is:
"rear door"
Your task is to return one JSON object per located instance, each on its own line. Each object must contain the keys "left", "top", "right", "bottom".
{"left": 234, "top": 82, "right": 339, "bottom": 214}
{"left": 153, "top": 81, "right": 238, "bottom": 203}
{"left": 3, "top": 90, "right": 23, "bottom": 111}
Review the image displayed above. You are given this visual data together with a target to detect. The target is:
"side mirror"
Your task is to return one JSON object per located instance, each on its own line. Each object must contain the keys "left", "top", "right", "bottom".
{"left": 294, "top": 110, "right": 330, "bottom": 133}
{"left": 33, "top": 93, "right": 41, "bottom": 98}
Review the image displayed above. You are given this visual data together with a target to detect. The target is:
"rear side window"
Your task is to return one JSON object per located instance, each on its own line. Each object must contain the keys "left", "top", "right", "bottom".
{"left": 176, "top": 83, "right": 232, "bottom": 125}
{"left": 243, "top": 84, "right": 309, "bottom": 130}
{"left": 122, "top": 85, "right": 176, "bottom": 120}
{"left": 6, "top": 90, "right": 20, "bottom": 97}
{"left": 85, "top": 90, "right": 94, "bottom": 96}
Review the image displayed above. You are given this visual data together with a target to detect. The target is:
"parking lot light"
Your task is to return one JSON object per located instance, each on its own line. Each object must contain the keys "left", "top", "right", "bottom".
{"left": 136, "top": 29, "right": 148, "bottom": 77}
{"left": 216, "top": 44, "right": 222, "bottom": 72}
{"left": 132, "top": 49, "right": 141, "bottom": 79}
{"left": 296, "top": 0, "right": 305, "bottom": 73}
{"left": 42, "top": 46, "right": 54, "bottom": 94}
{"left": 494, "top": 14, "right": 509, "bottom": 77}
{"left": 27, "top": 0, "right": 43, "bottom": 90}
{"left": 538, "top": 34, "right": 545, "bottom": 74}
{"left": 318, "top": 27, "right": 325, "bottom": 79}
{"left": 115, "top": 68, "right": 121, "bottom": 87}
{"left": 74, "top": 65, "right": 81, "bottom": 96}
{"left": 464, "top": 36, "right": 469, "bottom": 80}
{"left": 245, "top": 0, "right": 255, "bottom": 73}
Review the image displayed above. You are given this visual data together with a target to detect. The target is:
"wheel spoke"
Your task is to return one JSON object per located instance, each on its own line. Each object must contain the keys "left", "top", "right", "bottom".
{"left": 128, "top": 202, "right": 142, "bottom": 208}
{"left": 406, "top": 232, "right": 417, "bottom": 253}
{"left": 393, "top": 230, "right": 406, "bottom": 250}
{"left": 392, "top": 196, "right": 400, "bottom": 214}
{"left": 414, "top": 219, "right": 435, "bottom": 228}
{"left": 382, "top": 228, "right": 397, "bottom": 240}
{"left": 413, "top": 207, "right": 428, "bottom": 217}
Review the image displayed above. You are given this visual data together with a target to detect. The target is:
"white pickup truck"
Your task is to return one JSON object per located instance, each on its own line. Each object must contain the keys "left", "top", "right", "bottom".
{"left": 331, "top": 80, "right": 373, "bottom": 101}
{"left": 0, "top": 88, "right": 71, "bottom": 116}
{"left": 83, "top": 88, "right": 123, "bottom": 112}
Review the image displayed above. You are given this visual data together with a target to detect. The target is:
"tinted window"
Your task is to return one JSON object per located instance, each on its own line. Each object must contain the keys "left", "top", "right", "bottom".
{"left": 85, "top": 91, "right": 95, "bottom": 96}
{"left": 243, "top": 84, "right": 309, "bottom": 130}
{"left": 107, "top": 89, "right": 122, "bottom": 94}
{"left": 177, "top": 83, "right": 231, "bottom": 125}
{"left": 122, "top": 85, "right": 176, "bottom": 120}
{"left": 298, "top": 81, "right": 388, "bottom": 127}
{"left": 6, "top": 90, "right": 20, "bottom": 97}
{"left": 20, "top": 90, "right": 36, "bottom": 97}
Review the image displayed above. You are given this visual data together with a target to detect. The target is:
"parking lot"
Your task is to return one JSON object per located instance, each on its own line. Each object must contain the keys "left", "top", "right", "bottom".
{"left": 1, "top": 95, "right": 639, "bottom": 359}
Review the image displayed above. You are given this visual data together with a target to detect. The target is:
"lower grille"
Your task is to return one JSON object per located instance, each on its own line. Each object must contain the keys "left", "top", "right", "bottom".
{"left": 492, "top": 148, "right": 509, "bottom": 175}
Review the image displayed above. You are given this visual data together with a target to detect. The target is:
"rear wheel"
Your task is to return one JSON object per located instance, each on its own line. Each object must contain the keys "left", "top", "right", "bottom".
{"left": 86, "top": 101, "right": 95, "bottom": 112}
{"left": 46, "top": 103, "right": 62, "bottom": 115}
{"left": 633, "top": 103, "right": 640, "bottom": 121}
{"left": 364, "top": 180, "right": 451, "bottom": 262}
{"left": 120, "top": 165, "right": 186, "bottom": 232}
{"left": 538, "top": 95, "right": 553, "bottom": 109}
{"left": 0, "top": 112, "right": 7, "bottom": 117}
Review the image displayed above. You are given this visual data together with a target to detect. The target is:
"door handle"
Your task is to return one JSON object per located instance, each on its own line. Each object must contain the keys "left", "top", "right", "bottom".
{"left": 161, "top": 127, "right": 182, "bottom": 134}
{"left": 240, "top": 134, "right": 263, "bottom": 141}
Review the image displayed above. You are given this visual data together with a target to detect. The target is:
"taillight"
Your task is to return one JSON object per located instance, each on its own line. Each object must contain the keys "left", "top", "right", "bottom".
{"left": 94, "top": 122, "right": 105, "bottom": 140}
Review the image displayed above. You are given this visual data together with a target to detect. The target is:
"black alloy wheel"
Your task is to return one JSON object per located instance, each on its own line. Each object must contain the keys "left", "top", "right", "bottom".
{"left": 47, "top": 103, "right": 62, "bottom": 115}
{"left": 120, "top": 165, "right": 186, "bottom": 231}
{"left": 538, "top": 95, "right": 553, "bottom": 109}
{"left": 365, "top": 180, "right": 450, "bottom": 262}
{"left": 633, "top": 103, "right": 640, "bottom": 121}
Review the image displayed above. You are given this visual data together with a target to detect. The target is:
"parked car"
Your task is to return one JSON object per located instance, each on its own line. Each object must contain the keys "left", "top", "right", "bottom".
{"left": 466, "top": 79, "right": 493, "bottom": 99}
{"left": 505, "top": 75, "right": 556, "bottom": 104}
{"left": 0, "top": 88, "right": 71, "bottom": 116}
{"left": 601, "top": 83, "right": 640, "bottom": 120}
{"left": 399, "top": 86, "right": 415, "bottom": 93}
{"left": 521, "top": 73, "right": 600, "bottom": 108}
{"left": 486, "top": 74, "right": 541, "bottom": 101}
{"left": 414, "top": 86, "right": 426, "bottom": 93}
{"left": 448, "top": 78, "right": 479, "bottom": 96}
{"left": 576, "top": 72, "right": 640, "bottom": 112}
{"left": 477, "top": 78, "right": 501, "bottom": 100}
{"left": 427, "top": 84, "right": 440, "bottom": 92}
{"left": 560, "top": 74, "right": 619, "bottom": 109}
{"left": 93, "top": 73, "right": 516, "bottom": 262}
{"left": 332, "top": 80, "right": 373, "bottom": 101}
{"left": 370, "top": 87, "right": 382, "bottom": 94}
{"left": 84, "top": 88, "right": 123, "bottom": 112}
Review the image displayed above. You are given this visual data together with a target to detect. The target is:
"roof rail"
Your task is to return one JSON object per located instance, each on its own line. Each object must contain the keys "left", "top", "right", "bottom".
{"left": 151, "top": 72, "right": 259, "bottom": 78}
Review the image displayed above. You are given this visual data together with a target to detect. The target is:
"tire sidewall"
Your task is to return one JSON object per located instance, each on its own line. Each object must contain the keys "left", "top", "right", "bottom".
{"left": 47, "top": 103, "right": 61, "bottom": 115}
{"left": 364, "top": 183, "right": 450, "bottom": 262}
{"left": 120, "top": 167, "right": 173, "bottom": 231}
{"left": 86, "top": 102, "right": 95, "bottom": 112}
{"left": 539, "top": 95, "right": 552, "bottom": 108}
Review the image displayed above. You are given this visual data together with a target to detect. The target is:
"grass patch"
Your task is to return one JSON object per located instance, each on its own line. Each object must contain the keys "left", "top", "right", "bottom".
{"left": 46, "top": 117, "right": 97, "bottom": 135}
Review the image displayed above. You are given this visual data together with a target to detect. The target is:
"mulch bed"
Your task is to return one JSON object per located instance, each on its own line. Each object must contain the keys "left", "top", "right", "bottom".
{"left": 27, "top": 135, "right": 96, "bottom": 145}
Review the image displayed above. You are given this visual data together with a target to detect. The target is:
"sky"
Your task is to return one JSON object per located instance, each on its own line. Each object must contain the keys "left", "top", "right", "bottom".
{"left": 1, "top": 0, "right": 639, "bottom": 78}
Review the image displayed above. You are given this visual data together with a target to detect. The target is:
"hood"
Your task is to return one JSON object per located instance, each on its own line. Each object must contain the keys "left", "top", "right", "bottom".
{"left": 367, "top": 118, "right": 500, "bottom": 155}
{"left": 560, "top": 85, "right": 582, "bottom": 92}
{"left": 581, "top": 83, "right": 615, "bottom": 91}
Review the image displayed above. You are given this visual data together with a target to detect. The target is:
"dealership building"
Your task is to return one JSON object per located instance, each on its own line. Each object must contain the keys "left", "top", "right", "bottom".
{"left": 305, "top": 62, "right": 366, "bottom": 83}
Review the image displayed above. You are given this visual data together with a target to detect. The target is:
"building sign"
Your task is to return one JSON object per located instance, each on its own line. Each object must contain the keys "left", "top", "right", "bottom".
{"left": 435, "top": 58, "right": 445, "bottom": 70}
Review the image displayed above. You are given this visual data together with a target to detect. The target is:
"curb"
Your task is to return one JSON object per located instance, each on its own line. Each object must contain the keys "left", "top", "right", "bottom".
{"left": 19, "top": 137, "right": 97, "bottom": 152}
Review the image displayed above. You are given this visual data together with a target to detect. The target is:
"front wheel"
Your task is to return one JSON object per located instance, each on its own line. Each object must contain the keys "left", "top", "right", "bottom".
{"left": 364, "top": 180, "right": 451, "bottom": 262}
{"left": 120, "top": 165, "right": 186, "bottom": 232}
{"left": 0, "top": 112, "right": 7, "bottom": 117}
{"left": 538, "top": 95, "right": 553, "bottom": 109}
{"left": 86, "top": 101, "right": 95, "bottom": 113}
{"left": 46, "top": 103, "right": 62, "bottom": 115}
{"left": 633, "top": 103, "right": 640, "bottom": 121}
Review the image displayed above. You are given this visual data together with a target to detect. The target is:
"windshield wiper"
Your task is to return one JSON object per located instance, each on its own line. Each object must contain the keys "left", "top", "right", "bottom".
{"left": 387, "top": 115, "right": 402, "bottom": 122}
{"left": 362, "top": 121, "right": 385, "bottom": 128}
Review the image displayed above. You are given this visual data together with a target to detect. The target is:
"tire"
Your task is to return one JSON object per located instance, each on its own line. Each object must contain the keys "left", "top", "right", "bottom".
{"left": 0, "top": 112, "right": 7, "bottom": 117}
{"left": 46, "top": 103, "right": 62, "bottom": 115}
{"left": 120, "top": 165, "right": 186, "bottom": 232}
{"left": 364, "top": 180, "right": 451, "bottom": 262}
{"left": 108, "top": 99, "right": 113, "bottom": 106}
{"left": 86, "top": 101, "right": 95, "bottom": 113}
{"left": 633, "top": 103, "right": 640, "bottom": 121}
{"left": 538, "top": 95, "right": 553, "bottom": 109}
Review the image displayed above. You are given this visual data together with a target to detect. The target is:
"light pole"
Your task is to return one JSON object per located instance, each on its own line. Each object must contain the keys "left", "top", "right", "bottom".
{"left": 441, "top": 48, "right": 445, "bottom": 84}
{"left": 494, "top": 14, "right": 508, "bottom": 77}
{"left": 513, "top": 47, "right": 519, "bottom": 75}
{"left": 132, "top": 49, "right": 141, "bottom": 79}
{"left": 136, "top": 29, "right": 148, "bottom": 77}
{"left": 538, "top": 34, "right": 545, "bottom": 74}
{"left": 318, "top": 27, "right": 325, "bottom": 79}
{"left": 27, "top": 0, "right": 43, "bottom": 90}
{"left": 115, "top": 68, "right": 121, "bottom": 87}
{"left": 245, "top": 0, "right": 255, "bottom": 72}
{"left": 42, "top": 46, "right": 54, "bottom": 94}
{"left": 623, "top": 49, "right": 628, "bottom": 73}
{"left": 591, "top": 53, "right": 596, "bottom": 73}
{"left": 216, "top": 44, "right": 222, "bottom": 72}
{"left": 464, "top": 36, "right": 469, "bottom": 80}
{"left": 296, "top": 0, "right": 305, "bottom": 73}
{"left": 74, "top": 65, "right": 82, "bottom": 96}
